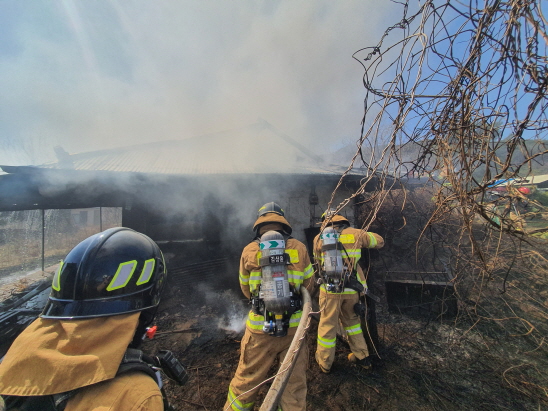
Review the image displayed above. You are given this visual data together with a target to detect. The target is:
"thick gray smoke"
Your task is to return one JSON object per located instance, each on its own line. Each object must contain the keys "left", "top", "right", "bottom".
{"left": 0, "top": 1, "right": 400, "bottom": 166}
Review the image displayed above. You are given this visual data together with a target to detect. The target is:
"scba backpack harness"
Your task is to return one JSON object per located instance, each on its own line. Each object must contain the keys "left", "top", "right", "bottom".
{"left": 318, "top": 225, "right": 380, "bottom": 316}
{"left": 251, "top": 231, "right": 303, "bottom": 337}
{"left": 1, "top": 348, "right": 188, "bottom": 411}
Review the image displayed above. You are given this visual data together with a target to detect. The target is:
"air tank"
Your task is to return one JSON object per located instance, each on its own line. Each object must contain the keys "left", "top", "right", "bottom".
{"left": 259, "top": 230, "right": 291, "bottom": 315}
{"left": 320, "top": 226, "right": 344, "bottom": 279}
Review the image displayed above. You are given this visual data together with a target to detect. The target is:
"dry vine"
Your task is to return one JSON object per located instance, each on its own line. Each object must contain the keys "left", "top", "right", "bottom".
{"left": 326, "top": 0, "right": 548, "bottom": 407}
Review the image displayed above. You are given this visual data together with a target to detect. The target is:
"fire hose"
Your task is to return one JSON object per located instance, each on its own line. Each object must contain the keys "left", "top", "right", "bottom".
{"left": 259, "top": 286, "right": 312, "bottom": 411}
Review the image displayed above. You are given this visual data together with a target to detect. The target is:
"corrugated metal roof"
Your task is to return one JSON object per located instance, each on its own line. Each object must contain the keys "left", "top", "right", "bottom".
{"left": 35, "top": 121, "right": 348, "bottom": 176}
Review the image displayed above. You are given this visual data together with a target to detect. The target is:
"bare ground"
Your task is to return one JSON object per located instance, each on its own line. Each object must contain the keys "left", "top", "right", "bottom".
{"left": 0, "top": 246, "right": 545, "bottom": 410}
{"left": 143, "top": 279, "right": 548, "bottom": 411}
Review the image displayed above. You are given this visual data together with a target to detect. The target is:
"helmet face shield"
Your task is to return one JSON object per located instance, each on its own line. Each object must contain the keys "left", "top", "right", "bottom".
{"left": 42, "top": 228, "right": 167, "bottom": 320}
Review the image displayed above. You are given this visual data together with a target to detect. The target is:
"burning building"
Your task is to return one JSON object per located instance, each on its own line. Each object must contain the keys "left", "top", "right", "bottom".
{"left": 0, "top": 121, "right": 380, "bottom": 292}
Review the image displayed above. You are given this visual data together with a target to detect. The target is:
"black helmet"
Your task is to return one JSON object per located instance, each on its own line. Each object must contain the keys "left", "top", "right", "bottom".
{"left": 41, "top": 227, "right": 167, "bottom": 320}
{"left": 257, "top": 202, "right": 285, "bottom": 218}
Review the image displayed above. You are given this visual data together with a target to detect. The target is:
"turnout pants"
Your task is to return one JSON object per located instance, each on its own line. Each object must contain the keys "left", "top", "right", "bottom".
{"left": 315, "top": 290, "right": 369, "bottom": 372}
{"left": 225, "top": 327, "right": 308, "bottom": 411}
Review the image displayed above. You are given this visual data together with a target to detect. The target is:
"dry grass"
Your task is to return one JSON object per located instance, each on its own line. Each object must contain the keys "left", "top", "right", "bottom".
{"left": 358, "top": 186, "right": 548, "bottom": 409}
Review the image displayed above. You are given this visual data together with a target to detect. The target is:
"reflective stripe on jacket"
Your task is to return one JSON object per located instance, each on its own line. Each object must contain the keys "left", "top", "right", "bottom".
{"left": 314, "top": 223, "right": 384, "bottom": 295}
{"left": 239, "top": 237, "right": 313, "bottom": 332}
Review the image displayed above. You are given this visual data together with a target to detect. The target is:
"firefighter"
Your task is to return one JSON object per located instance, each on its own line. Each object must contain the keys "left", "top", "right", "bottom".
{"left": 314, "top": 209, "right": 384, "bottom": 373}
{"left": 0, "top": 227, "right": 186, "bottom": 411}
{"left": 225, "top": 202, "right": 314, "bottom": 411}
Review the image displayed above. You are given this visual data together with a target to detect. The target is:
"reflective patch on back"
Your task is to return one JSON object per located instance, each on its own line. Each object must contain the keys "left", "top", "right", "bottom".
{"left": 339, "top": 234, "right": 355, "bottom": 244}
{"left": 286, "top": 249, "right": 299, "bottom": 263}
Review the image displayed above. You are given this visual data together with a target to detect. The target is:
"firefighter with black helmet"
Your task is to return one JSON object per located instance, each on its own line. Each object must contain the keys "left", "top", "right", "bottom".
{"left": 0, "top": 227, "right": 187, "bottom": 411}
{"left": 314, "top": 209, "right": 384, "bottom": 373}
{"left": 224, "top": 202, "right": 314, "bottom": 411}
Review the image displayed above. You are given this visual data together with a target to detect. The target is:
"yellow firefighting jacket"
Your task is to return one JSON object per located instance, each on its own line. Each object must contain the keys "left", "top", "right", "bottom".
{"left": 0, "top": 312, "right": 163, "bottom": 410}
{"left": 240, "top": 215, "right": 314, "bottom": 333}
{"left": 314, "top": 215, "right": 384, "bottom": 296}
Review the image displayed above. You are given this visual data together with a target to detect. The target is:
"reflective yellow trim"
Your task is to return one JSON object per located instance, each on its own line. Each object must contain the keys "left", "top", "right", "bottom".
{"left": 247, "top": 318, "right": 264, "bottom": 330}
{"left": 339, "top": 234, "right": 355, "bottom": 244}
{"left": 287, "top": 270, "right": 304, "bottom": 285}
{"left": 52, "top": 261, "right": 64, "bottom": 291}
{"left": 107, "top": 260, "right": 137, "bottom": 291}
{"left": 228, "top": 386, "right": 254, "bottom": 410}
{"left": 247, "top": 310, "right": 302, "bottom": 328}
{"left": 136, "top": 258, "right": 155, "bottom": 285}
{"left": 345, "top": 324, "right": 362, "bottom": 335}
{"left": 345, "top": 249, "right": 361, "bottom": 255}
{"left": 258, "top": 249, "right": 299, "bottom": 264}
{"left": 317, "top": 336, "right": 336, "bottom": 348}
{"left": 320, "top": 284, "right": 358, "bottom": 294}
{"left": 367, "top": 232, "right": 377, "bottom": 248}
{"left": 287, "top": 273, "right": 301, "bottom": 282}
{"left": 248, "top": 272, "right": 262, "bottom": 291}
{"left": 303, "top": 264, "right": 314, "bottom": 279}
{"left": 286, "top": 249, "right": 299, "bottom": 263}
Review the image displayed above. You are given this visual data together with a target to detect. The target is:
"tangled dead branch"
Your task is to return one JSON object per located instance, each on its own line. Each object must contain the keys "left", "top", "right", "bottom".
{"left": 325, "top": 0, "right": 548, "bottom": 407}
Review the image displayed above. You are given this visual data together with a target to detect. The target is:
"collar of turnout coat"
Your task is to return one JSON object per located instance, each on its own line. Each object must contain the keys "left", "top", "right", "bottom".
{"left": 0, "top": 312, "right": 140, "bottom": 396}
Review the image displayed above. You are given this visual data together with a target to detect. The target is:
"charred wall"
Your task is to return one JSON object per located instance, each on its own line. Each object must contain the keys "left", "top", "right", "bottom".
{"left": 0, "top": 168, "right": 364, "bottom": 292}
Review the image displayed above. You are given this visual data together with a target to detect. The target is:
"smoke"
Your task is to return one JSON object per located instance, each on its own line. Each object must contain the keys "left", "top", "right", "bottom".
{"left": 196, "top": 283, "right": 248, "bottom": 334}
{"left": 0, "top": 1, "right": 401, "bottom": 166}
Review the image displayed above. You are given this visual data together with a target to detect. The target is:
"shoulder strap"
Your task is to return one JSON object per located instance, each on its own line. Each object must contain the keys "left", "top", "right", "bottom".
{"left": 3, "top": 394, "right": 58, "bottom": 411}
{"left": 117, "top": 349, "right": 173, "bottom": 411}
{"left": 118, "top": 348, "right": 162, "bottom": 386}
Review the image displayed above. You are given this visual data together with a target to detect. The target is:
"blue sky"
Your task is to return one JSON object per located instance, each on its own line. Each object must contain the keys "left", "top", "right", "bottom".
{"left": 0, "top": 0, "right": 402, "bottom": 165}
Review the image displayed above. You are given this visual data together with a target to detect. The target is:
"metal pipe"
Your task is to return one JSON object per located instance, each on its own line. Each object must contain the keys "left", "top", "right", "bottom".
{"left": 259, "top": 286, "right": 312, "bottom": 411}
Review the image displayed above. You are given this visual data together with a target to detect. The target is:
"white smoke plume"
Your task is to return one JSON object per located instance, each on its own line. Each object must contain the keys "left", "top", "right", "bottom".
{"left": 196, "top": 283, "right": 248, "bottom": 334}
{"left": 0, "top": 1, "right": 401, "bottom": 166}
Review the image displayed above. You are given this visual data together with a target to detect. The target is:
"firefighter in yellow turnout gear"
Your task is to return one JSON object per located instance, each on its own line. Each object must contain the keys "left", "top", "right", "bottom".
{"left": 0, "top": 228, "right": 187, "bottom": 411}
{"left": 314, "top": 211, "right": 384, "bottom": 373}
{"left": 225, "top": 202, "right": 314, "bottom": 411}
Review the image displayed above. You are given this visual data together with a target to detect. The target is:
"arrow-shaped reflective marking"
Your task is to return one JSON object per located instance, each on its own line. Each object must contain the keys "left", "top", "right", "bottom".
{"left": 260, "top": 240, "right": 284, "bottom": 249}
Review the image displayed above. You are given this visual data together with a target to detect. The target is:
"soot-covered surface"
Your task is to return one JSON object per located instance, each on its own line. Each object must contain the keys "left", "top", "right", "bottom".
{"left": 142, "top": 278, "right": 546, "bottom": 411}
